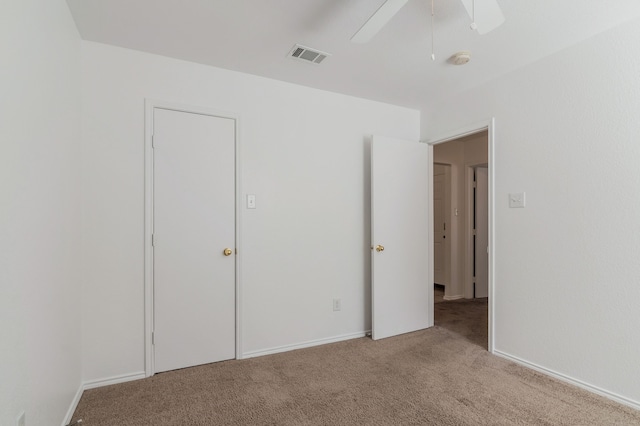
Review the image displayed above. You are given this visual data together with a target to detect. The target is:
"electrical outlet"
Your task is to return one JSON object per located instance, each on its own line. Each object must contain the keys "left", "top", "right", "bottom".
{"left": 333, "top": 298, "right": 341, "bottom": 311}
{"left": 17, "top": 411, "right": 25, "bottom": 426}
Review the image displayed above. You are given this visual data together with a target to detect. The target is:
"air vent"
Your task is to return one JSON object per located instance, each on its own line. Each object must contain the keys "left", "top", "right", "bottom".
{"left": 288, "top": 44, "right": 330, "bottom": 65}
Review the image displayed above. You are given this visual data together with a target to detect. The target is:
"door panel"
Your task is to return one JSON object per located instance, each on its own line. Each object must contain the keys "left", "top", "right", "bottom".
{"left": 433, "top": 165, "right": 449, "bottom": 286}
{"left": 371, "top": 136, "right": 430, "bottom": 340}
{"left": 153, "top": 108, "right": 236, "bottom": 373}
{"left": 433, "top": 191, "right": 444, "bottom": 283}
{"left": 475, "top": 167, "right": 489, "bottom": 298}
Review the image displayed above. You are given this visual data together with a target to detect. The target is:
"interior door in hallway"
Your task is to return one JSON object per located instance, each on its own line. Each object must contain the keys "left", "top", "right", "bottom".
{"left": 371, "top": 136, "right": 430, "bottom": 340}
{"left": 433, "top": 164, "right": 450, "bottom": 287}
{"left": 474, "top": 166, "right": 489, "bottom": 298}
{"left": 153, "top": 108, "right": 236, "bottom": 373}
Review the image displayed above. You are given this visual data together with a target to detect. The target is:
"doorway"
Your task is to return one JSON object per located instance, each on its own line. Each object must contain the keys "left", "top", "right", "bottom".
{"left": 428, "top": 124, "right": 493, "bottom": 351}
{"left": 144, "top": 101, "right": 240, "bottom": 376}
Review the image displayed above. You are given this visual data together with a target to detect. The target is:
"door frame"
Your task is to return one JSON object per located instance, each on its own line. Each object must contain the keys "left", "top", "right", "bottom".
{"left": 464, "top": 161, "right": 489, "bottom": 299}
{"left": 424, "top": 119, "right": 495, "bottom": 352}
{"left": 468, "top": 164, "right": 488, "bottom": 299}
{"left": 144, "top": 99, "right": 243, "bottom": 377}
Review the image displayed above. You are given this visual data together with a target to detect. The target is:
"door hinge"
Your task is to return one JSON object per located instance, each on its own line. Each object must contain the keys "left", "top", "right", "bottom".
{"left": 443, "top": 222, "right": 446, "bottom": 231}
{"left": 473, "top": 229, "right": 477, "bottom": 236}
{"left": 473, "top": 181, "right": 477, "bottom": 188}
{"left": 151, "top": 134, "right": 155, "bottom": 149}
{"left": 152, "top": 234, "right": 155, "bottom": 246}
{"left": 152, "top": 331, "right": 155, "bottom": 345}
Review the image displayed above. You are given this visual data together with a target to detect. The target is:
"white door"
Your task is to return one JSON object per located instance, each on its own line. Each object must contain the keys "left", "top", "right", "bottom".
{"left": 371, "top": 136, "right": 430, "bottom": 340}
{"left": 153, "top": 108, "right": 236, "bottom": 373}
{"left": 433, "top": 164, "right": 450, "bottom": 286}
{"left": 474, "top": 167, "right": 489, "bottom": 298}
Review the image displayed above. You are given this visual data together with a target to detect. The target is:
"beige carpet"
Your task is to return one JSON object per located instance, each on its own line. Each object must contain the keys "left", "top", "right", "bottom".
{"left": 72, "top": 299, "right": 640, "bottom": 425}
{"left": 434, "top": 296, "right": 488, "bottom": 349}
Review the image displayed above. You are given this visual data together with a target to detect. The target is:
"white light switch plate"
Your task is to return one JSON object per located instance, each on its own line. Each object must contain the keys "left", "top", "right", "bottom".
{"left": 247, "top": 194, "right": 256, "bottom": 209}
{"left": 509, "top": 192, "right": 526, "bottom": 208}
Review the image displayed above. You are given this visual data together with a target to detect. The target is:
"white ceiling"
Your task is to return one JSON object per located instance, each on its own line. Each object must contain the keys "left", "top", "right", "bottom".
{"left": 66, "top": 0, "right": 640, "bottom": 109}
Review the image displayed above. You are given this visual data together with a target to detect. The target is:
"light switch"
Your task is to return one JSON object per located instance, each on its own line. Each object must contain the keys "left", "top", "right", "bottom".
{"left": 247, "top": 194, "right": 256, "bottom": 209}
{"left": 509, "top": 192, "right": 526, "bottom": 208}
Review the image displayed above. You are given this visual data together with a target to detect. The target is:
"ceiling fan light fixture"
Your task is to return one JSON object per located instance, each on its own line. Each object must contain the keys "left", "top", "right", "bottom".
{"left": 451, "top": 51, "right": 471, "bottom": 65}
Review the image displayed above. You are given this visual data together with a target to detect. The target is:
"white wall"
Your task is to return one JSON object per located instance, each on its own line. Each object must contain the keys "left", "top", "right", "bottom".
{"left": 0, "top": 1, "right": 82, "bottom": 425}
{"left": 80, "top": 42, "right": 420, "bottom": 382}
{"left": 423, "top": 17, "right": 640, "bottom": 406}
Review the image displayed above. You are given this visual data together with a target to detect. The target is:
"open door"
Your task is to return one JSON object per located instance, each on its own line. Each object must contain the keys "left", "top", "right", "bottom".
{"left": 371, "top": 136, "right": 430, "bottom": 340}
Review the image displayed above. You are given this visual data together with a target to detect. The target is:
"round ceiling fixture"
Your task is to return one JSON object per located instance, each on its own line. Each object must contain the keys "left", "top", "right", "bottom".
{"left": 451, "top": 51, "right": 471, "bottom": 65}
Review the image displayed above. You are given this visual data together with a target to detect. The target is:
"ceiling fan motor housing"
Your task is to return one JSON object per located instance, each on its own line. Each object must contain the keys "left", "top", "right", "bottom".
{"left": 452, "top": 51, "right": 471, "bottom": 65}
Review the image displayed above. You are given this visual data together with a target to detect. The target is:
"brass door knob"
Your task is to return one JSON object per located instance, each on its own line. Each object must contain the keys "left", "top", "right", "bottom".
{"left": 223, "top": 248, "right": 233, "bottom": 256}
{"left": 375, "top": 245, "right": 385, "bottom": 252}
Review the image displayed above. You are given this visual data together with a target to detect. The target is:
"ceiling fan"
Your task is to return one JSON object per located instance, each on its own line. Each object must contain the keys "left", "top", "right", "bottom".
{"left": 351, "top": 0, "right": 505, "bottom": 44}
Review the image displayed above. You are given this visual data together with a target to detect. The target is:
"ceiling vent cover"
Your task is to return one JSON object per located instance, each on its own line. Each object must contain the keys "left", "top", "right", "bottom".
{"left": 288, "top": 44, "right": 330, "bottom": 64}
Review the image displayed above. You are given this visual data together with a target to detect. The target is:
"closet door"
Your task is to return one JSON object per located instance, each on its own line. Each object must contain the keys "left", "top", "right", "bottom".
{"left": 153, "top": 107, "right": 236, "bottom": 373}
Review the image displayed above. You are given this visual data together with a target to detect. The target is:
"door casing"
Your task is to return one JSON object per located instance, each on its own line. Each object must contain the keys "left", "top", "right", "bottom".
{"left": 425, "top": 119, "right": 495, "bottom": 353}
{"left": 144, "top": 100, "right": 243, "bottom": 376}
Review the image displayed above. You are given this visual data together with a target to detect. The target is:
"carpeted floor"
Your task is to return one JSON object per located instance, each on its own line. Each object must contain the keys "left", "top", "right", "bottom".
{"left": 71, "top": 298, "right": 640, "bottom": 425}
{"left": 434, "top": 295, "right": 488, "bottom": 349}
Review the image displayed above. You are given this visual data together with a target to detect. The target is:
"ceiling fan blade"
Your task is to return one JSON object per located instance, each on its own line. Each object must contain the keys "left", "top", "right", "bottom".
{"left": 460, "top": 0, "right": 505, "bottom": 35}
{"left": 351, "top": 0, "right": 410, "bottom": 43}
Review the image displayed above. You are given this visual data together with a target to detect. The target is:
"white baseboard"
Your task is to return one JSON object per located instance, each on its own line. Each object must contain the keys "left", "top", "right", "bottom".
{"left": 493, "top": 350, "right": 640, "bottom": 411}
{"left": 443, "top": 295, "right": 464, "bottom": 301}
{"left": 61, "top": 384, "right": 84, "bottom": 426}
{"left": 82, "top": 371, "right": 146, "bottom": 390}
{"left": 242, "top": 331, "right": 368, "bottom": 359}
{"left": 62, "top": 371, "right": 146, "bottom": 426}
